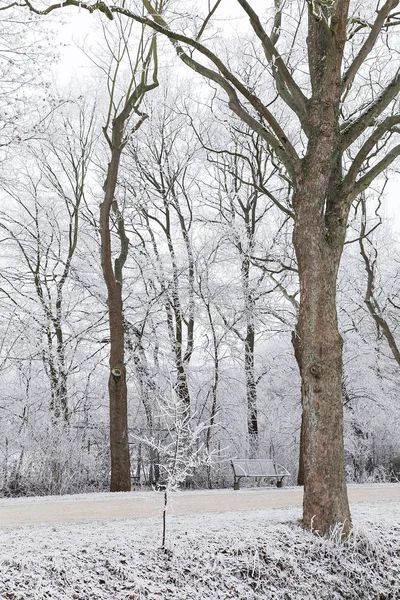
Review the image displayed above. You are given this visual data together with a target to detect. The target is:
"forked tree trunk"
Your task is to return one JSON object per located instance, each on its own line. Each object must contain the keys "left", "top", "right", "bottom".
{"left": 288, "top": 6, "right": 353, "bottom": 535}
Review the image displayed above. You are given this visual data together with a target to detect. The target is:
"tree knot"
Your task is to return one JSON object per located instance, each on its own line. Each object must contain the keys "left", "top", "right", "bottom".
{"left": 309, "top": 364, "right": 321, "bottom": 378}
{"left": 111, "top": 364, "right": 123, "bottom": 377}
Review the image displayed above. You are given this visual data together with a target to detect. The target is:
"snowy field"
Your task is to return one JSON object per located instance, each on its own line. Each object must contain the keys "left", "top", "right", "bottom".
{"left": 0, "top": 489, "right": 399, "bottom": 599}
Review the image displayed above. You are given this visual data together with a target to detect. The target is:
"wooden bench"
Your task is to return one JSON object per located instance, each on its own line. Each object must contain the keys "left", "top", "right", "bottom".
{"left": 231, "top": 459, "right": 290, "bottom": 490}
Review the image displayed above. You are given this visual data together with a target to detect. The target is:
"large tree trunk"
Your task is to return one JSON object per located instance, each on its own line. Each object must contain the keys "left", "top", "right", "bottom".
{"left": 289, "top": 7, "right": 353, "bottom": 534}
{"left": 293, "top": 229, "right": 350, "bottom": 533}
{"left": 100, "top": 144, "right": 131, "bottom": 493}
{"left": 292, "top": 154, "right": 351, "bottom": 534}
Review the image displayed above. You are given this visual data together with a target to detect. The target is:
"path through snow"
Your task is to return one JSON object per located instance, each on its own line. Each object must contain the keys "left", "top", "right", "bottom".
{"left": 0, "top": 483, "right": 399, "bottom": 527}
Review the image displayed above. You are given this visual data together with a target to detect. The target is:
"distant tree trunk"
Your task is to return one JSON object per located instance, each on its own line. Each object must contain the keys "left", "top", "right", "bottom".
{"left": 129, "top": 325, "right": 160, "bottom": 485}
{"left": 163, "top": 195, "right": 193, "bottom": 408}
{"left": 244, "top": 294, "right": 258, "bottom": 458}
{"left": 100, "top": 142, "right": 131, "bottom": 492}
{"left": 238, "top": 195, "right": 259, "bottom": 457}
{"left": 48, "top": 325, "right": 69, "bottom": 423}
{"left": 204, "top": 300, "right": 220, "bottom": 487}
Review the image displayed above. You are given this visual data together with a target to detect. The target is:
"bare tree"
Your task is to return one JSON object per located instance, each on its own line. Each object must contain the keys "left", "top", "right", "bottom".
{"left": 0, "top": 107, "right": 95, "bottom": 422}
{"left": 0, "top": 7, "right": 54, "bottom": 160}
{"left": 96, "top": 16, "right": 160, "bottom": 491}
{"left": 204, "top": 145, "right": 269, "bottom": 457}
{"left": 196, "top": 119, "right": 299, "bottom": 460}
{"left": 124, "top": 104, "right": 197, "bottom": 409}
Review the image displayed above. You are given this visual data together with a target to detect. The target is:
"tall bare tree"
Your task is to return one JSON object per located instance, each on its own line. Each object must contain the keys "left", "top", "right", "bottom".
{"left": 97, "top": 17, "right": 159, "bottom": 491}
{"left": 203, "top": 139, "right": 274, "bottom": 457}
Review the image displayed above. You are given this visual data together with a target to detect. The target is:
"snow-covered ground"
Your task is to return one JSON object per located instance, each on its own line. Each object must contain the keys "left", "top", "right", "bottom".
{"left": 0, "top": 487, "right": 399, "bottom": 599}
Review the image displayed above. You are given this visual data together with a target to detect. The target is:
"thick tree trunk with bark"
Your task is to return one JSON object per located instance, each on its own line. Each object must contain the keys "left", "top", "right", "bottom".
{"left": 288, "top": 6, "right": 352, "bottom": 534}
{"left": 98, "top": 38, "right": 158, "bottom": 492}
{"left": 293, "top": 201, "right": 350, "bottom": 532}
{"left": 292, "top": 73, "right": 352, "bottom": 531}
{"left": 292, "top": 179, "right": 352, "bottom": 532}
{"left": 100, "top": 143, "right": 131, "bottom": 492}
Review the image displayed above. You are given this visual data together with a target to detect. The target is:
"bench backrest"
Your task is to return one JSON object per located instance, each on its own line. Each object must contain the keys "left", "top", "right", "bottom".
{"left": 231, "top": 459, "right": 277, "bottom": 476}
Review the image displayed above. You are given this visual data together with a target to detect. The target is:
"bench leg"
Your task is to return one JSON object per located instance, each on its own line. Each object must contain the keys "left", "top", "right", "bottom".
{"left": 276, "top": 478, "right": 283, "bottom": 488}
{"left": 234, "top": 478, "right": 240, "bottom": 490}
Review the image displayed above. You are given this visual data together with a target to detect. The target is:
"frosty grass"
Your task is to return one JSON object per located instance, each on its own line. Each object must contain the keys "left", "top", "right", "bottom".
{"left": 0, "top": 496, "right": 399, "bottom": 599}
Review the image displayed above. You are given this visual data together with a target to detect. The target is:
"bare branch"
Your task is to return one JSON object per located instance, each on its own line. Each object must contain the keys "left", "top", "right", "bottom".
{"left": 236, "top": 0, "right": 309, "bottom": 131}
{"left": 342, "top": 0, "right": 400, "bottom": 92}
{"left": 358, "top": 195, "right": 400, "bottom": 367}
{"left": 341, "top": 70, "right": 400, "bottom": 148}
{"left": 350, "top": 144, "right": 400, "bottom": 199}
{"left": 20, "top": 0, "right": 301, "bottom": 183}
{"left": 23, "top": 0, "right": 114, "bottom": 18}
{"left": 0, "top": 2, "right": 22, "bottom": 9}
{"left": 141, "top": 0, "right": 301, "bottom": 181}
{"left": 343, "top": 115, "right": 400, "bottom": 191}
{"left": 196, "top": 0, "right": 222, "bottom": 41}
{"left": 270, "top": 0, "right": 282, "bottom": 46}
